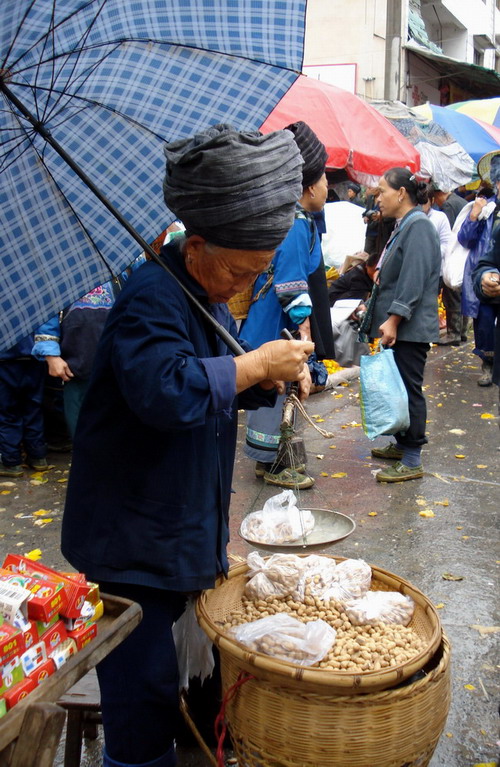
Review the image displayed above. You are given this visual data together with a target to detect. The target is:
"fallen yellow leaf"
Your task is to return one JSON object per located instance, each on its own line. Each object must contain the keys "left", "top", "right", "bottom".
{"left": 331, "top": 472, "right": 347, "bottom": 478}
{"left": 368, "top": 512, "right": 377, "bottom": 517}
{"left": 33, "top": 509, "right": 52, "bottom": 517}
{"left": 0, "top": 481, "right": 16, "bottom": 487}
{"left": 34, "top": 518, "right": 53, "bottom": 526}
{"left": 455, "top": 454, "right": 466, "bottom": 459}
{"left": 415, "top": 499, "right": 427, "bottom": 506}
{"left": 435, "top": 603, "right": 445, "bottom": 609}
{"left": 319, "top": 472, "right": 329, "bottom": 477}
{"left": 314, "top": 418, "right": 325, "bottom": 423}
{"left": 334, "top": 393, "right": 343, "bottom": 399}
{"left": 445, "top": 732, "right": 453, "bottom": 738}
{"left": 473, "top": 763, "right": 496, "bottom": 767}
{"left": 434, "top": 499, "right": 449, "bottom": 506}
{"left": 470, "top": 625, "right": 500, "bottom": 636}
{"left": 0, "top": 490, "right": 11, "bottom": 495}
{"left": 480, "top": 413, "right": 495, "bottom": 419}
{"left": 328, "top": 445, "right": 337, "bottom": 449}
{"left": 476, "top": 464, "right": 488, "bottom": 469}
{"left": 419, "top": 510, "right": 435, "bottom": 518}
{"left": 464, "top": 684, "right": 476, "bottom": 691}
{"left": 25, "top": 549, "right": 42, "bottom": 560}
{"left": 462, "top": 536, "right": 469, "bottom": 540}
{"left": 57, "top": 478, "right": 68, "bottom": 483}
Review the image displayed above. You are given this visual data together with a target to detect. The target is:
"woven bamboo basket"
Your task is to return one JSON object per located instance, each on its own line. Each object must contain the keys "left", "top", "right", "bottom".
{"left": 197, "top": 558, "right": 442, "bottom": 695}
{"left": 196, "top": 559, "right": 451, "bottom": 767}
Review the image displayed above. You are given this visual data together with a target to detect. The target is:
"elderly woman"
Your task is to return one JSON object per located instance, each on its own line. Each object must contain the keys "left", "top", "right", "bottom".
{"left": 362, "top": 168, "right": 441, "bottom": 482}
{"left": 61, "top": 124, "right": 313, "bottom": 767}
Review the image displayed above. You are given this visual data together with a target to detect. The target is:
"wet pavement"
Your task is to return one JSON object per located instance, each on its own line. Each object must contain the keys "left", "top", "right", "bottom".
{"left": 0, "top": 340, "right": 498, "bottom": 766}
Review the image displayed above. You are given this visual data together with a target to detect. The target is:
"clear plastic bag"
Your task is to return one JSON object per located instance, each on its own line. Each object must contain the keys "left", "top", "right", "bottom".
{"left": 172, "top": 598, "right": 215, "bottom": 690}
{"left": 323, "top": 558, "right": 372, "bottom": 603}
{"left": 244, "top": 552, "right": 305, "bottom": 600}
{"left": 239, "top": 490, "right": 315, "bottom": 545}
{"left": 292, "top": 554, "right": 338, "bottom": 601}
{"left": 230, "top": 613, "right": 336, "bottom": 666}
{"left": 344, "top": 591, "right": 415, "bottom": 626}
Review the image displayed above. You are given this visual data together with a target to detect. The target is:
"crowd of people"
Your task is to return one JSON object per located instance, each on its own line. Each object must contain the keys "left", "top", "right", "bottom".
{"left": 0, "top": 117, "right": 498, "bottom": 767}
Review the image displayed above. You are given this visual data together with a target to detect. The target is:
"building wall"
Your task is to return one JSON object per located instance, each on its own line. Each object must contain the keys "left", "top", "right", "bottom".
{"left": 303, "top": 0, "right": 390, "bottom": 99}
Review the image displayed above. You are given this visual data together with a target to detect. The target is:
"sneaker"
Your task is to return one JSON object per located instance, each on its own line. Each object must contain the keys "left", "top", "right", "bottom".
{"left": 0, "top": 462, "right": 23, "bottom": 478}
{"left": 263, "top": 468, "right": 314, "bottom": 489}
{"left": 255, "top": 461, "right": 305, "bottom": 478}
{"left": 370, "top": 443, "right": 404, "bottom": 460}
{"left": 376, "top": 462, "right": 423, "bottom": 483}
{"left": 27, "top": 457, "right": 49, "bottom": 471}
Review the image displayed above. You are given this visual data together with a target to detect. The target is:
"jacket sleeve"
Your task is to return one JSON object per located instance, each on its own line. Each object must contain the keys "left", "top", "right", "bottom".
{"left": 457, "top": 214, "right": 485, "bottom": 249}
{"left": 110, "top": 273, "right": 238, "bottom": 431}
{"left": 32, "top": 315, "right": 61, "bottom": 359}
{"left": 472, "top": 225, "right": 500, "bottom": 304}
{"left": 274, "top": 219, "right": 312, "bottom": 314}
{"left": 387, "top": 219, "right": 440, "bottom": 320}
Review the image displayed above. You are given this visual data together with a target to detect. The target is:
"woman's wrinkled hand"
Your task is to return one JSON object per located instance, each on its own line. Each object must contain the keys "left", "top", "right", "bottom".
{"left": 258, "top": 339, "right": 314, "bottom": 383}
{"left": 470, "top": 196, "right": 488, "bottom": 221}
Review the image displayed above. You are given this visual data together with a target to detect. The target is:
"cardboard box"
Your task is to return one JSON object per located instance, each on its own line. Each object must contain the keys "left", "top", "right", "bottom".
{"left": 49, "top": 638, "right": 77, "bottom": 669}
{"left": 67, "top": 622, "right": 97, "bottom": 651}
{"left": 0, "top": 621, "right": 24, "bottom": 666}
{"left": 0, "top": 580, "right": 31, "bottom": 625}
{"left": 3, "top": 676, "right": 36, "bottom": 709}
{"left": 0, "top": 657, "right": 24, "bottom": 696}
{"left": 2, "top": 556, "right": 89, "bottom": 619}
{"left": 0, "top": 569, "right": 66, "bottom": 622}
{"left": 20, "top": 641, "right": 47, "bottom": 676}
{"left": 22, "top": 620, "right": 38, "bottom": 651}
{"left": 39, "top": 620, "right": 67, "bottom": 654}
{"left": 0, "top": 698, "right": 6, "bottom": 718}
{"left": 29, "top": 658, "right": 55, "bottom": 686}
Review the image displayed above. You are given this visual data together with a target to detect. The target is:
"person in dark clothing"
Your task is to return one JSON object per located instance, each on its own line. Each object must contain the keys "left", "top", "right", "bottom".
{"left": 328, "top": 253, "right": 378, "bottom": 306}
{"left": 433, "top": 185, "right": 468, "bottom": 346}
{"left": 61, "top": 124, "right": 313, "bottom": 767}
{"left": 362, "top": 187, "right": 382, "bottom": 254}
{"left": 0, "top": 335, "right": 48, "bottom": 477}
{"left": 347, "top": 181, "right": 364, "bottom": 207}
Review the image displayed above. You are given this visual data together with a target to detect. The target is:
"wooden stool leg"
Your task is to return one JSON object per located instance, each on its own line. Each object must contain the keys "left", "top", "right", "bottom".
{"left": 64, "top": 709, "right": 84, "bottom": 767}
{"left": 11, "top": 702, "right": 66, "bottom": 767}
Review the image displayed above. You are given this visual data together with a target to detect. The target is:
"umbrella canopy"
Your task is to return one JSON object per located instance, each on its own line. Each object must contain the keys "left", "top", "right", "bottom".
{"left": 412, "top": 103, "right": 500, "bottom": 166}
{"left": 259, "top": 75, "right": 420, "bottom": 187}
{"left": 0, "top": 0, "right": 307, "bottom": 353}
{"left": 371, "top": 100, "right": 475, "bottom": 190}
{"left": 447, "top": 97, "right": 500, "bottom": 128}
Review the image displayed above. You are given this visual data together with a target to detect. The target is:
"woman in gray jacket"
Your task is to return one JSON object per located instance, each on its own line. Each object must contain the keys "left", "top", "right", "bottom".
{"left": 366, "top": 168, "right": 441, "bottom": 482}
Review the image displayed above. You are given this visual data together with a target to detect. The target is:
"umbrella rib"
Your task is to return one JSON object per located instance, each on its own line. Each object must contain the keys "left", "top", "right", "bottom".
{"left": 1, "top": 0, "right": 38, "bottom": 71}
{"left": 42, "top": 0, "right": 112, "bottom": 124}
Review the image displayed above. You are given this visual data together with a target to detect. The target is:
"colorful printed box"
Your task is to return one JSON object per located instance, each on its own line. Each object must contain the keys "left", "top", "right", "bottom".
{"left": 39, "top": 620, "right": 68, "bottom": 654}
{"left": 28, "top": 658, "right": 55, "bottom": 686}
{"left": 3, "top": 676, "right": 36, "bottom": 709}
{"left": 0, "top": 569, "right": 66, "bottom": 622}
{"left": 67, "top": 622, "right": 98, "bottom": 651}
{"left": 0, "top": 621, "right": 24, "bottom": 666}
{"left": 2, "top": 556, "right": 89, "bottom": 618}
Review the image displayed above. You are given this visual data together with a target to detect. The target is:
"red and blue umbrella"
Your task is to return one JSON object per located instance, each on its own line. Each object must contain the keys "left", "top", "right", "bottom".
{"left": 412, "top": 102, "right": 500, "bottom": 165}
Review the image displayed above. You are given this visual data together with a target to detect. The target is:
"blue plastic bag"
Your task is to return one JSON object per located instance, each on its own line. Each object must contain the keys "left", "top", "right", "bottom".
{"left": 359, "top": 347, "right": 410, "bottom": 440}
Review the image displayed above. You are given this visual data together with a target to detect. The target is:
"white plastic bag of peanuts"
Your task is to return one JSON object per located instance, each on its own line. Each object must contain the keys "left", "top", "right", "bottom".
{"left": 344, "top": 591, "right": 415, "bottom": 626}
{"left": 230, "top": 612, "right": 337, "bottom": 666}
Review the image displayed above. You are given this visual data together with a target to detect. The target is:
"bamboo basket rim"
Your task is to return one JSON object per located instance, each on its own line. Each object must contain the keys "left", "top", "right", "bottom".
{"left": 197, "top": 556, "right": 443, "bottom": 695}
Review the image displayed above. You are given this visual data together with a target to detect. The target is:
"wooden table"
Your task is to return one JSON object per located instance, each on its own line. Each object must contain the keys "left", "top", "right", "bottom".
{"left": 0, "top": 594, "right": 142, "bottom": 767}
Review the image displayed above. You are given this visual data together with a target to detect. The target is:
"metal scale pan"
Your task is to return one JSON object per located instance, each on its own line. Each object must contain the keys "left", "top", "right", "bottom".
{"left": 238, "top": 508, "right": 356, "bottom": 553}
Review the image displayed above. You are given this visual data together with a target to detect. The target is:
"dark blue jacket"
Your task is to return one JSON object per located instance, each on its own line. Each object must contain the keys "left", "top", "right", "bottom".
{"left": 472, "top": 221, "right": 500, "bottom": 385}
{"left": 61, "top": 240, "right": 275, "bottom": 591}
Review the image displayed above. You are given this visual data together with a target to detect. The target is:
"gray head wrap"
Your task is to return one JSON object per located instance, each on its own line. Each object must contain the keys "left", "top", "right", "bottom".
{"left": 163, "top": 124, "right": 303, "bottom": 250}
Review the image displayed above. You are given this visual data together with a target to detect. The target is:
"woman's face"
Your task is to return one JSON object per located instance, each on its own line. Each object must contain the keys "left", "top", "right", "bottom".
{"left": 185, "top": 237, "right": 274, "bottom": 303}
{"left": 308, "top": 173, "right": 328, "bottom": 212}
{"left": 377, "top": 175, "right": 403, "bottom": 218}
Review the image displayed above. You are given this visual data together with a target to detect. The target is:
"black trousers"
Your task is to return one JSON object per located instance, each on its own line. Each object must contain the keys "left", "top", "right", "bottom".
{"left": 392, "top": 340, "right": 430, "bottom": 449}
{"left": 96, "top": 581, "right": 187, "bottom": 765}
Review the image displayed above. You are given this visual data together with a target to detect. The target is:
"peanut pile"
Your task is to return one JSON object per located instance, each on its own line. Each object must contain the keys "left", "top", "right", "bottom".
{"left": 220, "top": 583, "right": 426, "bottom": 673}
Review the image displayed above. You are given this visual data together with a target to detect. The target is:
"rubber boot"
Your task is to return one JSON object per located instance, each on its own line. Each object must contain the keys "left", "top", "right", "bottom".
{"left": 460, "top": 316, "right": 470, "bottom": 343}
{"left": 477, "top": 359, "right": 493, "bottom": 387}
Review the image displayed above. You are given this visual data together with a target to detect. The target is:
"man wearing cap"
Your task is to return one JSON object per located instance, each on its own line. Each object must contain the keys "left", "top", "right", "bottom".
{"left": 61, "top": 124, "right": 313, "bottom": 767}
{"left": 347, "top": 181, "right": 364, "bottom": 207}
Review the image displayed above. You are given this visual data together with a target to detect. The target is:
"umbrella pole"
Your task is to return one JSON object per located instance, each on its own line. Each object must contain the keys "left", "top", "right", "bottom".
{"left": 0, "top": 79, "right": 245, "bottom": 356}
